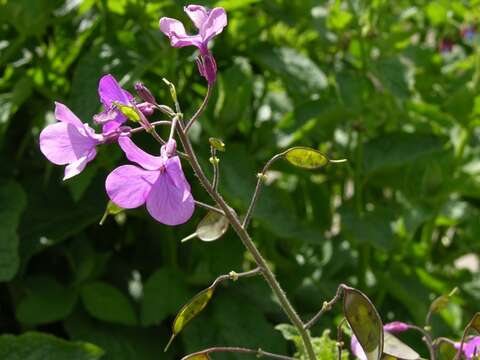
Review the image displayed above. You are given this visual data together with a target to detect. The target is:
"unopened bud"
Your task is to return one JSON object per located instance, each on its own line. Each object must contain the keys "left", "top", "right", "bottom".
{"left": 209, "top": 156, "right": 220, "bottom": 165}
{"left": 257, "top": 173, "right": 267, "bottom": 182}
{"left": 134, "top": 82, "right": 157, "bottom": 105}
{"left": 137, "top": 102, "right": 155, "bottom": 116}
{"left": 157, "top": 104, "right": 176, "bottom": 117}
{"left": 209, "top": 137, "right": 225, "bottom": 152}
{"left": 162, "top": 78, "right": 178, "bottom": 104}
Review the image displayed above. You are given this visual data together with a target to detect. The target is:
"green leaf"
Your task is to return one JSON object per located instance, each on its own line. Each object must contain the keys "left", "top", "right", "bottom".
{"left": 16, "top": 275, "right": 78, "bottom": 325}
{"left": 255, "top": 47, "right": 327, "bottom": 97}
{"left": 284, "top": 147, "right": 330, "bottom": 170}
{"left": 343, "top": 287, "right": 383, "bottom": 360}
{"left": 383, "top": 332, "right": 420, "bottom": 360}
{"left": 0, "top": 180, "right": 26, "bottom": 282}
{"left": 371, "top": 57, "right": 412, "bottom": 99}
{"left": 65, "top": 311, "right": 174, "bottom": 360}
{"left": 196, "top": 211, "right": 229, "bottom": 242}
{"left": 0, "top": 332, "right": 103, "bottom": 360}
{"left": 81, "top": 282, "right": 137, "bottom": 326}
{"left": 363, "top": 132, "right": 444, "bottom": 176}
{"left": 140, "top": 268, "right": 190, "bottom": 326}
{"left": 165, "top": 286, "right": 215, "bottom": 351}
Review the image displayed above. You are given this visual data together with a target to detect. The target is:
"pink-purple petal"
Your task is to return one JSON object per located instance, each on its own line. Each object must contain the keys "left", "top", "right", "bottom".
{"left": 118, "top": 136, "right": 164, "bottom": 171}
{"left": 98, "top": 74, "right": 132, "bottom": 108}
{"left": 106, "top": 165, "right": 160, "bottom": 209}
{"left": 184, "top": 4, "right": 209, "bottom": 29}
{"left": 54, "top": 102, "right": 83, "bottom": 127}
{"left": 199, "top": 7, "right": 227, "bottom": 43}
{"left": 39, "top": 122, "right": 95, "bottom": 165}
{"left": 159, "top": 17, "right": 203, "bottom": 48}
{"left": 63, "top": 155, "right": 89, "bottom": 180}
{"left": 165, "top": 156, "right": 191, "bottom": 191}
{"left": 146, "top": 172, "right": 194, "bottom": 226}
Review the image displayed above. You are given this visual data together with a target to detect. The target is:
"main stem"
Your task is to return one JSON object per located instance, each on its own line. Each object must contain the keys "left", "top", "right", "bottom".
{"left": 176, "top": 126, "right": 317, "bottom": 360}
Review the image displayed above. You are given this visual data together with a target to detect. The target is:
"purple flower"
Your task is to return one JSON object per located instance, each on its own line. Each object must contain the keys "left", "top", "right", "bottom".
{"left": 159, "top": 4, "right": 227, "bottom": 83}
{"left": 351, "top": 321, "right": 410, "bottom": 360}
{"left": 94, "top": 74, "right": 135, "bottom": 134}
{"left": 105, "top": 137, "right": 195, "bottom": 225}
{"left": 461, "top": 26, "right": 477, "bottom": 45}
{"left": 39, "top": 102, "right": 104, "bottom": 180}
{"left": 455, "top": 336, "right": 480, "bottom": 359}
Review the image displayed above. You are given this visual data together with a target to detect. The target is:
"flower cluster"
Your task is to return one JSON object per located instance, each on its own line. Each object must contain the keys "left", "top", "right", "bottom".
{"left": 39, "top": 4, "right": 227, "bottom": 225}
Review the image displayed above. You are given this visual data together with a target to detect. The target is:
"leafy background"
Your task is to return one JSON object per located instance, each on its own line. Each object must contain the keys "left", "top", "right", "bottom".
{"left": 1, "top": 0, "right": 480, "bottom": 358}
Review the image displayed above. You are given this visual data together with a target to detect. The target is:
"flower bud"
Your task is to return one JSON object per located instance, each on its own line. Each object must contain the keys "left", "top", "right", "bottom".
{"left": 137, "top": 102, "right": 155, "bottom": 117}
{"left": 196, "top": 52, "right": 217, "bottom": 84}
{"left": 134, "top": 82, "right": 157, "bottom": 105}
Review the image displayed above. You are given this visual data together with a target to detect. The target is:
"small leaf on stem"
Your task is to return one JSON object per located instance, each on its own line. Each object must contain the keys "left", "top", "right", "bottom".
{"left": 343, "top": 287, "right": 383, "bottom": 360}
{"left": 165, "top": 286, "right": 215, "bottom": 352}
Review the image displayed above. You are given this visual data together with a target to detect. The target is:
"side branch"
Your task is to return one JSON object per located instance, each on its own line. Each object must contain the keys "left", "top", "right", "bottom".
{"left": 185, "top": 83, "right": 213, "bottom": 132}
{"left": 242, "top": 152, "right": 285, "bottom": 229}
{"left": 305, "top": 284, "right": 345, "bottom": 330}
{"left": 182, "top": 347, "right": 296, "bottom": 360}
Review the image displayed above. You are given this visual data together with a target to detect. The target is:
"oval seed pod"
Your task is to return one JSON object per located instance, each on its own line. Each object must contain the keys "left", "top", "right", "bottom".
{"left": 383, "top": 332, "right": 420, "bottom": 360}
{"left": 164, "top": 286, "right": 215, "bottom": 352}
{"left": 283, "top": 147, "right": 329, "bottom": 169}
{"left": 343, "top": 287, "right": 383, "bottom": 360}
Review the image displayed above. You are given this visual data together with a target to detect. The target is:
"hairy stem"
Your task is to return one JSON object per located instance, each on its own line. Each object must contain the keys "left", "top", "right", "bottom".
{"left": 211, "top": 267, "right": 262, "bottom": 288}
{"left": 176, "top": 124, "right": 317, "bottom": 360}
{"left": 193, "top": 200, "right": 224, "bottom": 215}
{"left": 184, "top": 83, "right": 213, "bottom": 132}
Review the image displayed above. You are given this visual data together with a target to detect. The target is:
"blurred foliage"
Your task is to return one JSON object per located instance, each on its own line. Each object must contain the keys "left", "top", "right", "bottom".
{"left": 1, "top": 0, "right": 480, "bottom": 358}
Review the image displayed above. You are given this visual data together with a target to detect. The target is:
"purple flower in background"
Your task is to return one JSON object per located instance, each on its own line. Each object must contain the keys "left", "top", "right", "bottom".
{"left": 455, "top": 336, "right": 480, "bottom": 359}
{"left": 94, "top": 74, "right": 135, "bottom": 134}
{"left": 40, "top": 102, "right": 104, "bottom": 180}
{"left": 461, "top": 25, "right": 477, "bottom": 45}
{"left": 106, "top": 137, "right": 195, "bottom": 225}
{"left": 439, "top": 38, "right": 454, "bottom": 54}
{"left": 159, "top": 4, "right": 227, "bottom": 83}
{"left": 351, "top": 322, "right": 410, "bottom": 360}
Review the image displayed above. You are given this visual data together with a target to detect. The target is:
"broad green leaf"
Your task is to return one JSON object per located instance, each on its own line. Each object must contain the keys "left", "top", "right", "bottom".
{"left": 284, "top": 147, "right": 329, "bottom": 170}
{"left": 81, "top": 282, "right": 137, "bottom": 326}
{"left": 0, "top": 180, "right": 26, "bottom": 282}
{"left": 16, "top": 275, "right": 78, "bottom": 325}
{"left": 196, "top": 211, "right": 229, "bottom": 242}
{"left": 255, "top": 47, "right": 327, "bottom": 97}
{"left": 65, "top": 311, "right": 175, "bottom": 360}
{"left": 215, "top": 0, "right": 261, "bottom": 10}
{"left": 165, "top": 286, "right": 215, "bottom": 351}
{"left": 343, "top": 287, "right": 383, "bottom": 360}
{"left": 140, "top": 268, "right": 190, "bottom": 326}
{"left": 0, "top": 332, "right": 103, "bottom": 360}
{"left": 383, "top": 332, "right": 419, "bottom": 360}
{"left": 438, "top": 341, "right": 457, "bottom": 360}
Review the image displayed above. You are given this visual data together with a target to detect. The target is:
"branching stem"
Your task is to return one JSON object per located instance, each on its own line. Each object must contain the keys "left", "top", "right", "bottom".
{"left": 305, "top": 284, "right": 346, "bottom": 330}
{"left": 175, "top": 90, "right": 317, "bottom": 360}
{"left": 184, "top": 83, "right": 213, "bottom": 132}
